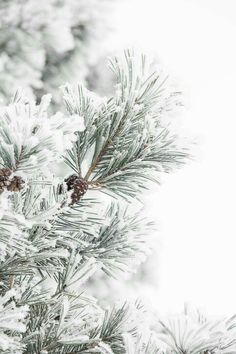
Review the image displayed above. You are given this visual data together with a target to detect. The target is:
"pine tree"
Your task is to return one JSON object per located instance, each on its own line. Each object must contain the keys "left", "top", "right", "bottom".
{"left": 0, "top": 49, "right": 235, "bottom": 353}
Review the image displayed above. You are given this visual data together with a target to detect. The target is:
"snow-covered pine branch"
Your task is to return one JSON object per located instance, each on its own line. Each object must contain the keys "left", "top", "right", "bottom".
{"left": 62, "top": 50, "right": 188, "bottom": 199}
{"left": 2, "top": 51, "right": 231, "bottom": 353}
{"left": 0, "top": 289, "right": 28, "bottom": 353}
{"left": 0, "top": 91, "right": 78, "bottom": 174}
{"left": 155, "top": 305, "right": 236, "bottom": 354}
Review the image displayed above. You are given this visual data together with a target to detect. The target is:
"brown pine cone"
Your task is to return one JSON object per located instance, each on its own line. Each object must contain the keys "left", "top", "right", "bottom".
{"left": 0, "top": 168, "right": 25, "bottom": 193}
{"left": 0, "top": 168, "right": 11, "bottom": 177}
{"left": 65, "top": 174, "right": 88, "bottom": 205}
{"left": 8, "top": 176, "right": 25, "bottom": 192}
{"left": 0, "top": 168, "right": 12, "bottom": 192}
{"left": 65, "top": 174, "right": 80, "bottom": 191}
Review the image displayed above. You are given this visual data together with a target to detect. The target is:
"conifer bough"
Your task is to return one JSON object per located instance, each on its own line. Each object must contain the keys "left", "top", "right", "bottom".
{"left": 0, "top": 51, "right": 235, "bottom": 353}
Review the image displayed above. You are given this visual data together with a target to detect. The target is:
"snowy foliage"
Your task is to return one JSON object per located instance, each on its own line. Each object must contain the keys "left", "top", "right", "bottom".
{"left": 156, "top": 305, "right": 236, "bottom": 354}
{"left": 0, "top": 0, "right": 113, "bottom": 105}
{"left": 0, "top": 92, "right": 78, "bottom": 174}
{"left": 0, "top": 289, "right": 28, "bottom": 353}
{"left": 1, "top": 50, "right": 231, "bottom": 353}
{"left": 62, "top": 51, "right": 187, "bottom": 199}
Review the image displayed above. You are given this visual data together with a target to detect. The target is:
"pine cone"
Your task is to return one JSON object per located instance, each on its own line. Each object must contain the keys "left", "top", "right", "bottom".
{"left": 8, "top": 176, "right": 25, "bottom": 192}
{"left": 65, "top": 174, "right": 88, "bottom": 205}
{"left": 0, "top": 168, "right": 25, "bottom": 193}
{"left": 65, "top": 174, "right": 80, "bottom": 191}
{"left": 0, "top": 168, "right": 12, "bottom": 192}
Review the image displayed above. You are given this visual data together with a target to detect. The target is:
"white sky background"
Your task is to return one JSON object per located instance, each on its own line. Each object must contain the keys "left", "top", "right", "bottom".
{"left": 106, "top": 0, "right": 236, "bottom": 315}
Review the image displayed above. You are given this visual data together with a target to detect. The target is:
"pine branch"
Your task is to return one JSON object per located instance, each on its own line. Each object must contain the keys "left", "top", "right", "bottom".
{"left": 156, "top": 305, "right": 236, "bottom": 354}
{"left": 79, "top": 203, "right": 154, "bottom": 277}
{"left": 0, "top": 50, "right": 194, "bottom": 354}
{"left": 62, "top": 51, "right": 189, "bottom": 200}
{"left": 83, "top": 105, "right": 131, "bottom": 181}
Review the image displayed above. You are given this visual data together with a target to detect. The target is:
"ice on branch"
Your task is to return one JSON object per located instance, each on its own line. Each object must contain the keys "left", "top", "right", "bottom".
{"left": 0, "top": 289, "right": 28, "bottom": 353}
{"left": 0, "top": 92, "right": 78, "bottom": 174}
{"left": 0, "top": 192, "right": 32, "bottom": 263}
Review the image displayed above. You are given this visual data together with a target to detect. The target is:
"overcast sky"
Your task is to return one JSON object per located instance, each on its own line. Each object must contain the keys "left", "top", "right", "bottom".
{"left": 108, "top": 0, "right": 236, "bottom": 315}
